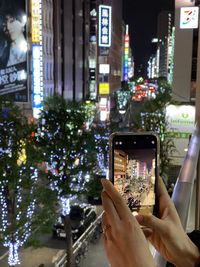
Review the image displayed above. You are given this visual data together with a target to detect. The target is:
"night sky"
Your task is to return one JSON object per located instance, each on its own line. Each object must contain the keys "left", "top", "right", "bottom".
{"left": 123, "top": 0, "right": 174, "bottom": 75}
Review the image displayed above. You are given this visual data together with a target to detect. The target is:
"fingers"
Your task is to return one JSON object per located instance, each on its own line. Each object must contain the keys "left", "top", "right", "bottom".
{"left": 157, "top": 177, "right": 179, "bottom": 221}
{"left": 101, "top": 179, "right": 131, "bottom": 221}
{"left": 102, "top": 212, "right": 112, "bottom": 241}
{"left": 157, "top": 177, "right": 174, "bottom": 214}
{"left": 157, "top": 177, "right": 170, "bottom": 199}
{"left": 101, "top": 190, "right": 120, "bottom": 224}
{"left": 136, "top": 214, "right": 164, "bottom": 232}
{"left": 142, "top": 227, "right": 153, "bottom": 239}
{"left": 102, "top": 211, "right": 108, "bottom": 226}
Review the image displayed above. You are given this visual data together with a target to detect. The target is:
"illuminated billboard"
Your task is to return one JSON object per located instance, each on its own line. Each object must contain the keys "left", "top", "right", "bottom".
{"left": 123, "top": 33, "right": 129, "bottom": 81}
{"left": 180, "top": 7, "right": 199, "bottom": 29}
{"left": 99, "top": 64, "right": 110, "bottom": 74}
{"left": 99, "top": 83, "right": 110, "bottom": 95}
{"left": 98, "top": 5, "right": 112, "bottom": 47}
{"left": 31, "top": 0, "right": 43, "bottom": 118}
{"left": 0, "top": 0, "right": 28, "bottom": 102}
{"left": 99, "top": 97, "right": 108, "bottom": 121}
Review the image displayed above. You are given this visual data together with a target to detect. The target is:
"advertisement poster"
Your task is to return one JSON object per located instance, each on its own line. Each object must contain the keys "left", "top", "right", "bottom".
{"left": 0, "top": 0, "right": 28, "bottom": 102}
{"left": 166, "top": 104, "right": 195, "bottom": 165}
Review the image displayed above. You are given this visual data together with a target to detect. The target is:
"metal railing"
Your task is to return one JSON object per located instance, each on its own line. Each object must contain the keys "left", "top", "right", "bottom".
{"left": 53, "top": 212, "right": 103, "bottom": 267}
{"left": 155, "top": 123, "right": 200, "bottom": 266}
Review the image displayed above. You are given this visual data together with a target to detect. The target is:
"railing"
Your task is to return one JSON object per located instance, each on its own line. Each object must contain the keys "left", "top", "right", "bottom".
{"left": 155, "top": 123, "right": 200, "bottom": 267}
{"left": 53, "top": 212, "right": 103, "bottom": 267}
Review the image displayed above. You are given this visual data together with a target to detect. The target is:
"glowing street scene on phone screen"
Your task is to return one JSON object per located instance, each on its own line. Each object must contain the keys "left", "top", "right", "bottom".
{"left": 114, "top": 148, "right": 156, "bottom": 216}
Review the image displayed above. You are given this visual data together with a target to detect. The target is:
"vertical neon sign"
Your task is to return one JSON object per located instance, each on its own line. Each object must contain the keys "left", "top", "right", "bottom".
{"left": 31, "top": 0, "right": 43, "bottom": 118}
{"left": 123, "top": 25, "right": 129, "bottom": 81}
{"left": 98, "top": 5, "right": 112, "bottom": 47}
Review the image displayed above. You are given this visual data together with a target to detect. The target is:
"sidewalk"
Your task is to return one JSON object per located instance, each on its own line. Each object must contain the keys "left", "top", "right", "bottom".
{"left": 0, "top": 247, "right": 59, "bottom": 267}
{"left": 80, "top": 235, "right": 109, "bottom": 267}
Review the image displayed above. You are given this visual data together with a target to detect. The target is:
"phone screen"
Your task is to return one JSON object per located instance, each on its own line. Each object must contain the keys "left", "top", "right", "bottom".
{"left": 111, "top": 134, "right": 158, "bottom": 216}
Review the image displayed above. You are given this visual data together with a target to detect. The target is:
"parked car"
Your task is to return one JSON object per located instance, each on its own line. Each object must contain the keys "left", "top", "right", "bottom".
{"left": 52, "top": 204, "right": 97, "bottom": 241}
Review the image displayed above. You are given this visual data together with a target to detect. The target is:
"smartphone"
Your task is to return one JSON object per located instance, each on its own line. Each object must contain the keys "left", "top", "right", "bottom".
{"left": 109, "top": 132, "right": 159, "bottom": 216}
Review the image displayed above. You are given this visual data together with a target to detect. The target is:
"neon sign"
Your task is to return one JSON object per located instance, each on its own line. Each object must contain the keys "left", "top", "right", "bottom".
{"left": 123, "top": 33, "right": 129, "bottom": 81}
{"left": 98, "top": 5, "right": 112, "bottom": 47}
{"left": 31, "top": 0, "right": 43, "bottom": 118}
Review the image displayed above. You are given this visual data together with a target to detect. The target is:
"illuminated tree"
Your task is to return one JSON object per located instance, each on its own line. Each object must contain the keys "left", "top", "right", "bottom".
{"left": 36, "top": 94, "right": 97, "bottom": 267}
{"left": 0, "top": 101, "right": 55, "bottom": 266}
{"left": 131, "top": 81, "right": 176, "bottom": 175}
{"left": 85, "top": 122, "right": 109, "bottom": 203}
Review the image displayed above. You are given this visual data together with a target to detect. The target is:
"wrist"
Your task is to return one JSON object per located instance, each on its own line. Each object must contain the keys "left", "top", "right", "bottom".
{"left": 174, "top": 240, "right": 200, "bottom": 267}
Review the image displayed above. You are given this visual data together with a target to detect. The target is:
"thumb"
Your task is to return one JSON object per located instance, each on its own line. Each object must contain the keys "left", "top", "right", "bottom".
{"left": 136, "top": 214, "right": 163, "bottom": 231}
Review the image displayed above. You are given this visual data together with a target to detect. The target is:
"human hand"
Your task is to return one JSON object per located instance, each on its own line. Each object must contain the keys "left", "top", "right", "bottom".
{"left": 101, "top": 179, "right": 156, "bottom": 267}
{"left": 136, "top": 177, "right": 200, "bottom": 267}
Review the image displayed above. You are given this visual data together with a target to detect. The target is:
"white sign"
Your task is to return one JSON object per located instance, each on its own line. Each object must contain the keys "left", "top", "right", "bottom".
{"left": 166, "top": 104, "right": 195, "bottom": 135}
{"left": 180, "top": 7, "right": 199, "bottom": 29}
{"left": 99, "top": 97, "right": 107, "bottom": 109}
{"left": 98, "top": 5, "right": 112, "bottom": 47}
{"left": 99, "top": 64, "right": 110, "bottom": 74}
{"left": 166, "top": 104, "right": 195, "bottom": 165}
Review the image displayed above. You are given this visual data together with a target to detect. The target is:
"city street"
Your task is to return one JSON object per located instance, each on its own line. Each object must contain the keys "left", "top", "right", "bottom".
{"left": 0, "top": 0, "right": 200, "bottom": 266}
{"left": 0, "top": 197, "right": 196, "bottom": 267}
{"left": 0, "top": 233, "right": 108, "bottom": 267}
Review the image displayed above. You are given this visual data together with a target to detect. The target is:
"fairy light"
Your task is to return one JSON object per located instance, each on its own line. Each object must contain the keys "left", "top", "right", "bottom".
{"left": 94, "top": 131, "right": 109, "bottom": 175}
{"left": 7, "top": 241, "right": 20, "bottom": 266}
{"left": 0, "top": 166, "right": 38, "bottom": 266}
{"left": 0, "top": 108, "right": 39, "bottom": 266}
{"left": 116, "top": 90, "right": 130, "bottom": 110}
{"left": 37, "top": 107, "right": 89, "bottom": 209}
{"left": 60, "top": 197, "right": 70, "bottom": 216}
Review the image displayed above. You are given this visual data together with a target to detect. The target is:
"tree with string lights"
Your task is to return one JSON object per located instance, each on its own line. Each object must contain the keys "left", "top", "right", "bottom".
{"left": 0, "top": 101, "right": 55, "bottom": 266}
{"left": 130, "top": 80, "right": 176, "bottom": 176}
{"left": 36, "top": 94, "right": 97, "bottom": 267}
{"left": 85, "top": 122, "right": 109, "bottom": 204}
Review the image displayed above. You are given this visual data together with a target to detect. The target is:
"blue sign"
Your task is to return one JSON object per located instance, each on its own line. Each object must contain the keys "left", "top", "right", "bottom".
{"left": 98, "top": 5, "right": 112, "bottom": 47}
{"left": 32, "top": 45, "right": 43, "bottom": 118}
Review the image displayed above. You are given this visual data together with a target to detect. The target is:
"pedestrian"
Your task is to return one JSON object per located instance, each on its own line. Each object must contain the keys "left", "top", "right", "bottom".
{"left": 101, "top": 177, "right": 200, "bottom": 267}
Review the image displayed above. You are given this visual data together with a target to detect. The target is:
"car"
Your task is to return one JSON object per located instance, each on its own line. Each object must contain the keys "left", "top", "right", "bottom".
{"left": 52, "top": 204, "right": 97, "bottom": 241}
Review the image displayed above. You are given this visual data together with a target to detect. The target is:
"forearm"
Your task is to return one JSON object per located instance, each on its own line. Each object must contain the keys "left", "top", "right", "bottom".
{"left": 174, "top": 241, "right": 200, "bottom": 267}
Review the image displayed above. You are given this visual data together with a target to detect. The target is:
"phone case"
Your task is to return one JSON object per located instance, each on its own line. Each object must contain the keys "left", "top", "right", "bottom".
{"left": 109, "top": 131, "right": 160, "bottom": 216}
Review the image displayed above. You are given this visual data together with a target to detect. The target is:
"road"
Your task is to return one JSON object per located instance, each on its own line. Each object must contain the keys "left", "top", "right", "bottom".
{"left": 0, "top": 206, "right": 104, "bottom": 267}
{"left": 0, "top": 198, "right": 196, "bottom": 267}
{"left": 0, "top": 232, "right": 108, "bottom": 267}
{"left": 0, "top": 233, "right": 66, "bottom": 267}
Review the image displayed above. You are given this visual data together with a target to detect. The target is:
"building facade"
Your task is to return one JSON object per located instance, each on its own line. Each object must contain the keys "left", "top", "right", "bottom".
{"left": 157, "top": 11, "right": 174, "bottom": 79}
{"left": 172, "top": 0, "right": 196, "bottom": 102}
{"left": 0, "top": 0, "right": 123, "bottom": 118}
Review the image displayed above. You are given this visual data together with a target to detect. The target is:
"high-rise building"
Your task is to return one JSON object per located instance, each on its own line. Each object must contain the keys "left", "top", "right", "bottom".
{"left": 172, "top": 0, "right": 198, "bottom": 102}
{"left": 147, "top": 53, "right": 159, "bottom": 79}
{"left": 0, "top": 0, "right": 123, "bottom": 118}
{"left": 157, "top": 10, "right": 174, "bottom": 79}
{"left": 53, "top": 0, "right": 91, "bottom": 101}
{"left": 54, "top": 0, "right": 123, "bottom": 121}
